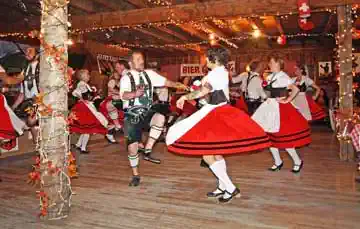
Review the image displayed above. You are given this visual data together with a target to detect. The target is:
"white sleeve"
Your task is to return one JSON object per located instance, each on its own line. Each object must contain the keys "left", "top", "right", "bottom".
{"left": 72, "top": 81, "right": 88, "bottom": 98}
{"left": 119, "top": 75, "right": 131, "bottom": 100}
{"left": 146, "top": 70, "right": 166, "bottom": 87}
{"left": 304, "top": 76, "right": 314, "bottom": 87}
{"left": 232, "top": 72, "right": 247, "bottom": 84}
{"left": 278, "top": 73, "right": 293, "bottom": 87}
{"left": 254, "top": 77, "right": 267, "bottom": 99}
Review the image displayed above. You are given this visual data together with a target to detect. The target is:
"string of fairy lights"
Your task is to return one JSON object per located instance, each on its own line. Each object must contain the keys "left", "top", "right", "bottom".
{"left": 25, "top": 0, "right": 73, "bottom": 219}
{"left": 0, "top": 4, "right": 358, "bottom": 50}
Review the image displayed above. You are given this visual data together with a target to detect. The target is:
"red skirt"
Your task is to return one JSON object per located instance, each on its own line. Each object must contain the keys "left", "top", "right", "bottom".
{"left": 306, "top": 95, "right": 326, "bottom": 121}
{"left": 99, "top": 97, "right": 124, "bottom": 126}
{"left": 167, "top": 104, "right": 270, "bottom": 155}
{"left": 70, "top": 101, "right": 107, "bottom": 135}
{"left": 268, "top": 103, "right": 311, "bottom": 148}
{"left": 233, "top": 96, "right": 248, "bottom": 114}
{"left": 0, "top": 94, "right": 17, "bottom": 139}
{"left": 170, "top": 96, "right": 198, "bottom": 116}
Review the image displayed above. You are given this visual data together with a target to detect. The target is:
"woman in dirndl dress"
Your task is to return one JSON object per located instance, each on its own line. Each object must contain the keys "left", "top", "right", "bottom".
{"left": 291, "top": 63, "right": 326, "bottom": 121}
{"left": 99, "top": 72, "right": 124, "bottom": 142}
{"left": 252, "top": 54, "right": 311, "bottom": 173}
{"left": 166, "top": 47, "right": 270, "bottom": 203}
{"left": 70, "top": 69, "right": 108, "bottom": 153}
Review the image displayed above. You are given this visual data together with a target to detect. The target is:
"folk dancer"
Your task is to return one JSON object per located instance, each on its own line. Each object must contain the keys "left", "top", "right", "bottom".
{"left": 291, "top": 63, "right": 326, "bottom": 121}
{"left": 11, "top": 47, "right": 40, "bottom": 143}
{"left": 70, "top": 70, "right": 108, "bottom": 154}
{"left": 120, "top": 50, "right": 188, "bottom": 186}
{"left": 166, "top": 47, "right": 271, "bottom": 203}
{"left": 99, "top": 72, "right": 124, "bottom": 143}
{"left": 252, "top": 54, "right": 311, "bottom": 173}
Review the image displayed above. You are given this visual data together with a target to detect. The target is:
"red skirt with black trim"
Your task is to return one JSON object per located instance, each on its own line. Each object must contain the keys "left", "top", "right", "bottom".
{"left": 306, "top": 95, "right": 326, "bottom": 121}
{"left": 233, "top": 96, "right": 248, "bottom": 114}
{"left": 99, "top": 97, "right": 124, "bottom": 126}
{"left": 170, "top": 96, "right": 198, "bottom": 116}
{"left": 70, "top": 101, "right": 107, "bottom": 135}
{"left": 268, "top": 103, "right": 311, "bottom": 148}
{"left": 167, "top": 104, "right": 270, "bottom": 155}
{"left": 0, "top": 94, "right": 18, "bottom": 139}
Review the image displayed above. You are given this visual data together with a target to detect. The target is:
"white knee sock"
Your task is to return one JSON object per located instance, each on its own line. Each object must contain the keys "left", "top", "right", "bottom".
{"left": 149, "top": 125, "right": 163, "bottom": 141}
{"left": 286, "top": 148, "right": 301, "bottom": 165}
{"left": 81, "top": 134, "right": 90, "bottom": 151}
{"left": 128, "top": 153, "right": 139, "bottom": 168}
{"left": 270, "top": 147, "right": 282, "bottom": 166}
{"left": 210, "top": 159, "right": 236, "bottom": 194}
{"left": 76, "top": 134, "right": 84, "bottom": 148}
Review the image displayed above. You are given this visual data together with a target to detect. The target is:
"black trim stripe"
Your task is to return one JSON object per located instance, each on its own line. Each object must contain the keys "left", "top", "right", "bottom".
{"left": 268, "top": 129, "right": 310, "bottom": 139}
{"left": 269, "top": 134, "right": 311, "bottom": 143}
{"left": 176, "top": 135, "right": 269, "bottom": 145}
{"left": 171, "top": 139, "right": 270, "bottom": 150}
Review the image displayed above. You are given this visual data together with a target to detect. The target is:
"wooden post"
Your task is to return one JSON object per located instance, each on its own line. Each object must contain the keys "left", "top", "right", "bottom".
{"left": 38, "top": 0, "right": 71, "bottom": 219}
{"left": 337, "top": 5, "right": 355, "bottom": 161}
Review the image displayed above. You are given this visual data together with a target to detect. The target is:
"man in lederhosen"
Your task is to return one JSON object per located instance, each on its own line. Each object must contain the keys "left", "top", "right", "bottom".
{"left": 232, "top": 60, "right": 267, "bottom": 115}
{"left": 120, "top": 50, "right": 188, "bottom": 186}
{"left": 12, "top": 47, "right": 40, "bottom": 143}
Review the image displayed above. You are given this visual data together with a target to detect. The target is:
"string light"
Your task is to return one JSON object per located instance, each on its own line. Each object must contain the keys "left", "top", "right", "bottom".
{"left": 24, "top": 0, "right": 73, "bottom": 220}
{"left": 252, "top": 29, "right": 261, "bottom": 38}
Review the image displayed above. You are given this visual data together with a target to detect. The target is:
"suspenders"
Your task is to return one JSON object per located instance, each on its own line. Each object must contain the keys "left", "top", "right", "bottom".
{"left": 127, "top": 71, "right": 153, "bottom": 107}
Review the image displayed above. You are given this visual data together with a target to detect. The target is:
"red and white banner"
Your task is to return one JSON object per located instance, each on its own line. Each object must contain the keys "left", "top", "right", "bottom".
{"left": 180, "top": 64, "right": 204, "bottom": 77}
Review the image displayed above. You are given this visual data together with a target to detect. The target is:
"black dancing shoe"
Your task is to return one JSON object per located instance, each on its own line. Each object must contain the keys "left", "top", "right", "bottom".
{"left": 143, "top": 153, "right": 161, "bottom": 164}
{"left": 206, "top": 187, "right": 225, "bottom": 198}
{"left": 200, "top": 159, "right": 209, "bottom": 168}
{"left": 71, "top": 144, "right": 81, "bottom": 151}
{"left": 268, "top": 162, "right": 283, "bottom": 171}
{"left": 291, "top": 161, "right": 303, "bottom": 173}
{"left": 80, "top": 150, "right": 90, "bottom": 154}
{"left": 218, "top": 188, "right": 241, "bottom": 203}
{"left": 129, "top": 176, "right": 141, "bottom": 187}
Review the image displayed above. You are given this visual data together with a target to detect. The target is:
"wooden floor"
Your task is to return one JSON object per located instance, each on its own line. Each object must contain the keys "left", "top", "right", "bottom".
{"left": 1, "top": 125, "right": 360, "bottom": 229}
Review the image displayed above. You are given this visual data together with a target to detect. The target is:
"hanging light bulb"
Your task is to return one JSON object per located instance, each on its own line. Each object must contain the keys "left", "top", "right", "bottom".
{"left": 210, "top": 39, "right": 217, "bottom": 46}
{"left": 252, "top": 29, "right": 261, "bottom": 38}
{"left": 209, "top": 33, "right": 216, "bottom": 40}
{"left": 66, "top": 39, "right": 74, "bottom": 46}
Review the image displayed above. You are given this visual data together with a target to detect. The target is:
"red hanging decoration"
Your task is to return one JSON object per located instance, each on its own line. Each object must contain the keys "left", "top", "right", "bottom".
{"left": 297, "top": 0, "right": 314, "bottom": 31}
{"left": 298, "top": 0, "right": 311, "bottom": 18}
{"left": 277, "top": 35, "right": 287, "bottom": 45}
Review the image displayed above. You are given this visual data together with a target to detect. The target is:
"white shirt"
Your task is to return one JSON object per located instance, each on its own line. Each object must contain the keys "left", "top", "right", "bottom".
{"left": 266, "top": 71, "right": 292, "bottom": 88}
{"left": 120, "top": 69, "right": 167, "bottom": 108}
{"left": 205, "top": 66, "right": 229, "bottom": 101}
{"left": 232, "top": 71, "right": 266, "bottom": 100}
{"left": 20, "top": 61, "right": 39, "bottom": 99}
{"left": 292, "top": 75, "right": 314, "bottom": 88}
{"left": 72, "top": 81, "right": 92, "bottom": 98}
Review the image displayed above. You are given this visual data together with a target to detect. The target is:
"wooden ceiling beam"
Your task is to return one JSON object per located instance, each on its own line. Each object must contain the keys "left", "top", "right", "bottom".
{"left": 154, "top": 26, "right": 189, "bottom": 41}
{"left": 274, "top": 16, "right": 284, "bottom": 35}
{"left": 84, "top": 40, "right": 129, "bottom": 57}
{"left": 124, "top": 0, "right": 149, "bottom": 8}
{"left": 91, "top": 0, "right": 126, "bottom": 11}
{"left": 70, "top": 0, "right": 97, "bottom": 13}
{"left": 69, "top": 0, "right": 360, "bottom": 31}
{"left": 132, "top": 28, "right": 199, "bottom": 52}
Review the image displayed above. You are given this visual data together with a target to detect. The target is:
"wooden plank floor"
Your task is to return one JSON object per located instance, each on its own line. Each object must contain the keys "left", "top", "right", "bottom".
{"left": 1, "top": 125, "right": 360, "bottom": 229}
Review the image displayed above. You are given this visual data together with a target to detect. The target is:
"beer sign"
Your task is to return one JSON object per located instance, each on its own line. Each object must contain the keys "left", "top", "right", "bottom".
{"left": 180, "top": 64, "right": 204, "bottom": 77}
